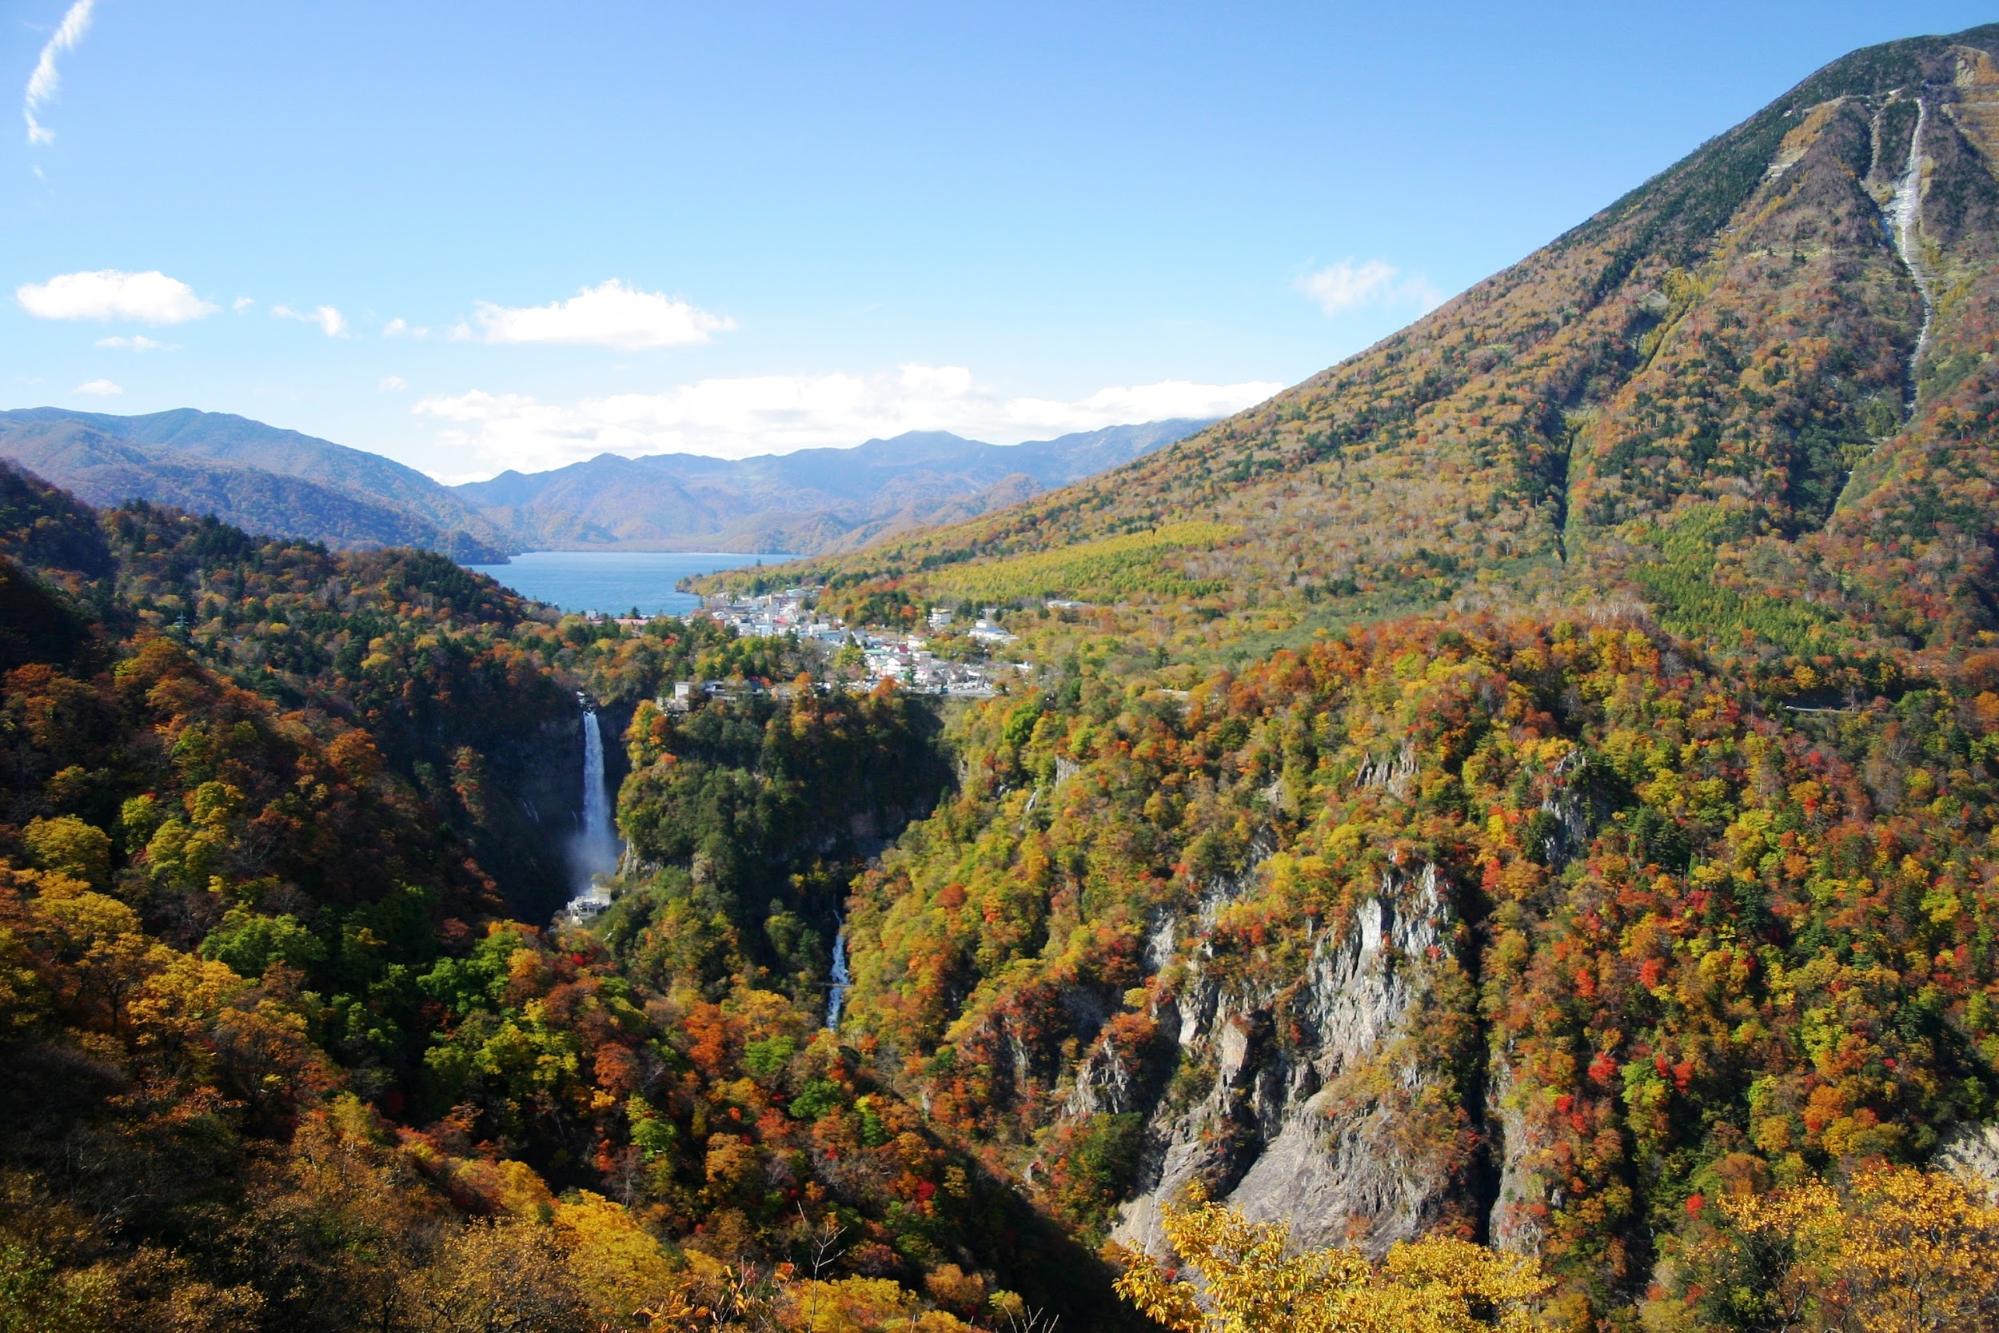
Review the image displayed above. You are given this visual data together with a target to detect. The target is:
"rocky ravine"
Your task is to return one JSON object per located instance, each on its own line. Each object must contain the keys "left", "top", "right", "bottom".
{"left": 1074, "top": 755, "right": 1615, "bottom": 1260}
{"left": 1090, "top": 859, "right": 1480, "bottom": 1258}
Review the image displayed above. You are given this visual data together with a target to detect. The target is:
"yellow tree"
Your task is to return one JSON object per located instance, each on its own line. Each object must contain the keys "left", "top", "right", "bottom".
{"left": 16, "top": 871, "right": 164, "bottom": 1033}
{"left": 1661, "top": 1167, "right": 1999, "bottom": 1331}
{"left": 1111, "top": 1191, "right": 1557, "bottom": 1332}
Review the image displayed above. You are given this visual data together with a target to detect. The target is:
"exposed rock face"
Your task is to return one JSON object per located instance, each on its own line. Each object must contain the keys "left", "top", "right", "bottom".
{"left": 1355, "top": 741, "right": 1418, "bottom": 798}
{"left": 1074, "top": 755, "right": 1613, "bottom": 1260}
{"left": 1063, "top": 1032, "right": 1143, "bottom": 1120}
{"left": 1485, "top": 1059, "right": 1541, "bottom": 1253}
{"left": 1536, "top": 749, "right": 1593, "bottom": 868}
{"left": 1107, "top": 862, "right": 1465, "bottom": 1258}
{"left": 1937, "top": 1122, "right": 1999, "bottom": 1199}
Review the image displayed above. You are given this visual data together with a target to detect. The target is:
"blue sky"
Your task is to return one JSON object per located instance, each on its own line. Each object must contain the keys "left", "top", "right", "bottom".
{"left": 8, "top": 2, "right": 1994, "bottom": 481}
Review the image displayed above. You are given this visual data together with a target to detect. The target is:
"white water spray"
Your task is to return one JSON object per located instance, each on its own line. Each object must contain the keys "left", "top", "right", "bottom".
{"left": 825, "top": 919, "right": 851, "bottom": 1029}
{"left": 571, "top": 705, "right": 619, "bottom": 898}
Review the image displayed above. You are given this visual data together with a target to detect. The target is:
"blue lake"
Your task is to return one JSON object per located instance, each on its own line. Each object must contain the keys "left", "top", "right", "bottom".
{"left": 465, "top": 550, "right": 792, "bottom": 617}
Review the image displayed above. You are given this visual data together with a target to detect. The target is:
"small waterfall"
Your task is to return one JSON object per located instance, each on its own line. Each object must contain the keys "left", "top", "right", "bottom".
{"left": 825, "top": 918, "right": 851, "bottom": 1029}
{"left": 570, "top": 704, "right": 620, "bottom": 899}
{"left": 1885, "top": 94, "right": 1934, "bottom": 412}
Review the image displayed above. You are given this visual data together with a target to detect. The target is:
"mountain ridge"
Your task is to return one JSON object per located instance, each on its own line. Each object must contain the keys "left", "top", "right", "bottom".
{"left": 0, "top": 407, "right": 515, "bottom": 562}
{"left": 776, "top": 24, "right": 1999, "bottom": 1318}
{"left": 733, "top": 23, "right": 1999, "bottom": 674}
{"left": 0, "top": 407, "right": 1210, "bottom": 563}
{"left": 452, "top": 419, "right": 1214, "bottom": 554}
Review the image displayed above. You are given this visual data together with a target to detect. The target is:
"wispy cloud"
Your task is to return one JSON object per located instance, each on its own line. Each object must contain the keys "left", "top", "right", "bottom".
{"left": 457, "top": 279, "right": 735, "bottom": 350}
{"left": 17, "top": 269, "right": 216, "bottom": 323}
{"left": 271, "top": 303, "right": 349, "bottom": 338}
{"left": 24, "top": 0, "right": 96, "bottom": 146}
{"left": 415, "top": 364, "right": 1280, "bottom": 478}
{"left": 378, "top": 375, "right": 407, "bottom": 392}
{"left": 95, "top": 334, "right": 174, "bottom": 350}
{"left": 74, "top": 377, "right": 121, "bottom": 397}
{"left": 383, "top": 317, "right": 430, "bottom": 339}
{"left": 1295, "top": 258, "right": 1443, "bottom": 316}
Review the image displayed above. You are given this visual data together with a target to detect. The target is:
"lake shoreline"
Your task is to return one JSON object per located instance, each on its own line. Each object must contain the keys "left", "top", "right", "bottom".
{"left": 466, "top": 549, "right": 799, "bottom": 618}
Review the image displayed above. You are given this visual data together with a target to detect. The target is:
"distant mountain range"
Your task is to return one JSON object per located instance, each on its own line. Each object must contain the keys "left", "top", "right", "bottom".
{"left": 0, "top": 409, "right": 1211, "bottom": 561}
{"left": 454, "top": 420, "right": 1211, "bottom": 554}
{"left": 0, "top": 408, "right": 513, "bottom": 561}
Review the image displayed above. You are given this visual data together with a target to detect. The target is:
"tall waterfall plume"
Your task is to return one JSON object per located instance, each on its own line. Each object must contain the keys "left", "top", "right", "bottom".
{"left": 570, "top": 702, "right": 620, "bottom": 898}
{"left": 825, "top": 917, "right": 851, "bottom": 1030}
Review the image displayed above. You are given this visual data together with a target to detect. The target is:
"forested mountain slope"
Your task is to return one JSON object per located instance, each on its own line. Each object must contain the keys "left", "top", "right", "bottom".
{"left": 0, "top": 467, "right": 1129, "bottom": 1330}
{"left": 756, "top": 26, "right": 1999, "bottom": 672}
{"left": 0, "top": 408, "right": 513, "bottom": 562}
{"left": 685, "top": 23, "right": 1999, "bottom": 1326}
{"left": 835, "top": 613, "right": 1999, "bottom": 1317}
{"left": 11, "top": 21, "right": 1999, "bottom": 1332}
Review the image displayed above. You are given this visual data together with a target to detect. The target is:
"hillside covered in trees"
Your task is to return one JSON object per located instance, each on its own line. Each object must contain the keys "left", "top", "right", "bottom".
{"left": 731, "top": 26, "right": 1999, "bottom": 676}
{"left": 689, "top": 20, "right": 1999, "bottom": 1328}
{"left": 12, "top": 20, "right": 1999, "bottom": 1333}
{"left": 0, "top": 466, "right": 1139, "bottom": 1330}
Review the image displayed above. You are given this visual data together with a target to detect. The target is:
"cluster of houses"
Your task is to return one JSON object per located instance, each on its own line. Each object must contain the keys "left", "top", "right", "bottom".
{"left": 700, "top": 586, "right": 850, "bottom": 647}
{"left": 926, "top": 604, "right": 1020, "bottom": 646}
{"left": 665, "top": 585, "right": 1027, "bottom": 699}
{"left": 856, "top": 636, "right": 1018, "bottom": 697}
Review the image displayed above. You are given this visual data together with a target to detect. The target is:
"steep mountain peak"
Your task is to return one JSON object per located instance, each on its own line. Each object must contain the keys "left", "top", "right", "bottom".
{"left": 758, "top": 23, "right": 1999, "bottom": 664}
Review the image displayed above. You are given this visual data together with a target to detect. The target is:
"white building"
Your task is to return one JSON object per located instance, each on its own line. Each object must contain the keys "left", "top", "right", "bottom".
{"left": 562, "top": 885, "right": 613, "bottom": 925}
{"left": 969, "top": 616, "right": 1016, "bottom": 644}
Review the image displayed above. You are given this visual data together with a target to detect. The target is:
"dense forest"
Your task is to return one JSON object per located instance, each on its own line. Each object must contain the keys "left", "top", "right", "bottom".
{"left": 0, "top": 464, "right": 1150, "bottom": 1330}
{"left": 692, "top": 21, "right": 1999, "bottom": 1331}
{"left": 13, "top": 19, "right": 1999, "bottom": 1333}
{"left": 833, "top": 615, "right": 1999, "bottom": 1324}
{"left": 10, "top": 479, "right": 1999, "bottom": 1328}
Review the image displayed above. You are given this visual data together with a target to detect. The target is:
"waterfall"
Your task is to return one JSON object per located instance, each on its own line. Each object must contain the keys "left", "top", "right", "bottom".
{"left": 825, "top": 918, "right": 851, "bottom": 1030}
{"left": 570, "top": 705, "right": 620, "bottom": 899}
{"left": 1884, "top": 94, "right": 1934, "bottom": 412}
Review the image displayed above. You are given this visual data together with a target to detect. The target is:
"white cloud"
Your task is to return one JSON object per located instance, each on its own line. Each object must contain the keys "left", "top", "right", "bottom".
{"left": 271, "top": 303, "right": 349, "bottom": 337}
{"left": 23, "top": 0, "right": 95, "bottom": 146}
{"left": 232, "top": 296, "right": 256, "bottom": 314}
{"left": 74, "top": 377, "right": 121, "bottom": 396}
{"left": 17, "top": 269, "right": 216, "bottom": 324}
{"left": 383, "top": 317, "right": 430, "bottom": 339}
{"left": 460, "top": 279, "right": 735, "bottom": 350}
{"left": 415, "top": 364, "right": 1281, "bottom": 477}
{"left": 95, "top": 334, "right": 174, "bottom": 351}
{"left": 1295, "top": 258, "right": 1443, "bottom": 316}
{"left": 378, "top": 375, "right": 407, "bottom": 391}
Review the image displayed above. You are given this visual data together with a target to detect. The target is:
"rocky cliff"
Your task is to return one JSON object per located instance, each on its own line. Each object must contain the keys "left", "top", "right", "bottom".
{"left": 1106, "top": 861, "right": 1465, "bottom": 1257}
